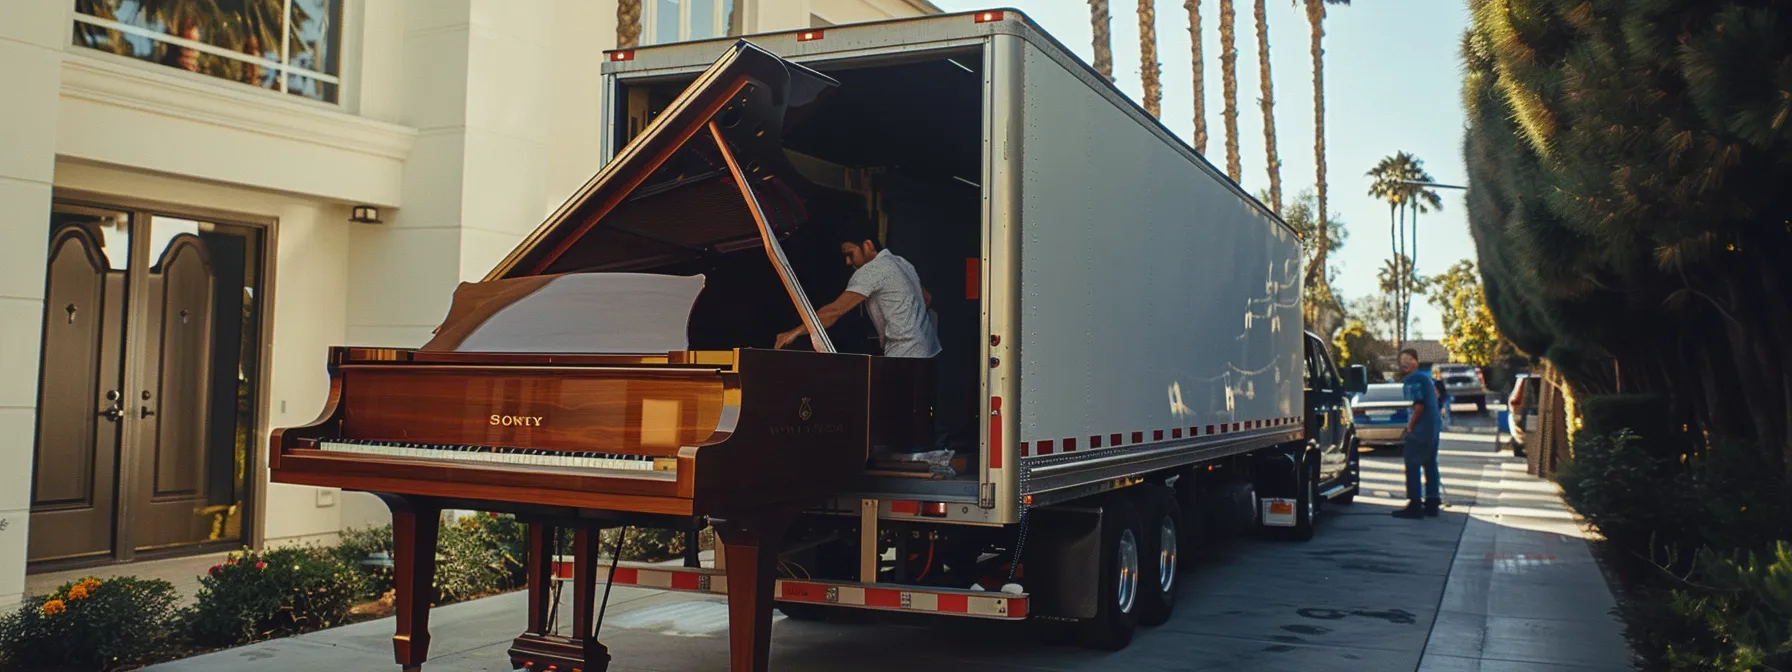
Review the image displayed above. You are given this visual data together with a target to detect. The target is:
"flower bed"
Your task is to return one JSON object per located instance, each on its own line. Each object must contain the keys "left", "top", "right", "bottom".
{"left": 0, "top": 512, "right": 699, "bottom": 671}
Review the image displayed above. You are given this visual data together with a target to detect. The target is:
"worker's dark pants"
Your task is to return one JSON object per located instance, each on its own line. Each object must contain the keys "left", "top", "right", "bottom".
{"left": 1404, "top": 434, "right": 1442, "bottom": 503}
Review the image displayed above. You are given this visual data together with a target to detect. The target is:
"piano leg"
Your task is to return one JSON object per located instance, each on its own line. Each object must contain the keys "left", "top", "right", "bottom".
{"left": 713, "top": 506, "right": 800, "bottom": 672}
{"left": 571, "top": 528, "right": 614, "bottom": 668}
{"left": 380, "top": 495, "right": 441, "bottom": 672}
{"left": 509, "top": 524, "right": 610, "bottom": 671}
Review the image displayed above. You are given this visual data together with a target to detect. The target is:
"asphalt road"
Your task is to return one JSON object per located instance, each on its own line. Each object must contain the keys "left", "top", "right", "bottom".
{"left": 152, "top": 404, "right": 1631, "bottom": 672}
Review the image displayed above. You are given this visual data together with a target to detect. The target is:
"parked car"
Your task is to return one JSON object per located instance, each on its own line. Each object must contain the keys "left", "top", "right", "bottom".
{"left": 1351, "top": 383, "right": 1411, "bottom": 450}
{"left": 1432, "top": 363, "right": 1489, "bottom": 411}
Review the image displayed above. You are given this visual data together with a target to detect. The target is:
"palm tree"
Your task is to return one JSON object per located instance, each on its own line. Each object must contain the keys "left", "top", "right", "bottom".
{"left": 1366, "top": 152, "right": 1442, "bottom": 343}
{"left": 618, "top": 0, "right": 642, "bottom": 49}
{"left": 1253, "top": 0, "right": 1280, "bottom": 212}
{"left": 1218, "top": 0, "right": 1241, "bottom": 180}
{"left": 1298, "top": 0, "right": 1349, "bottom": 296}
{"left": 1139, "top": 0, "right": 1163, "bottom": 117}
{"left": 1185, "top": 0, "right": 1207, "bottom": 154}
{"left": 1090, "top": 0, "right": 1115, "bottom": 82}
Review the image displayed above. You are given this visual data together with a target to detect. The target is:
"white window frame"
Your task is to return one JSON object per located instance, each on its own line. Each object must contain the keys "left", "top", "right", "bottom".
{"left": 643, "top": 0, "right": 742, "bottom": 45}
{"left": 72, "top": 0, "right": 344, "bottom": 102}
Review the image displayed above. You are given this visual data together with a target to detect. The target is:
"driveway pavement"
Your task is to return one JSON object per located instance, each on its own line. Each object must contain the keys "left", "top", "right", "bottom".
{"left": 148, "top": 406, "right": 1632, "bottom": 672}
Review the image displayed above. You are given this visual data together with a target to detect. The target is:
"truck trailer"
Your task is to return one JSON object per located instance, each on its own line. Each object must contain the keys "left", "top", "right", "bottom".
{"left": 560, "top": 9, "right": 1370, "bottom": 651}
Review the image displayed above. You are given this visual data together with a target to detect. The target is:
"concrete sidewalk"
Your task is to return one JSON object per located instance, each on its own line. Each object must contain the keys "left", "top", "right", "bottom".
{"left": 145, "top": 426, "right": 1632, "bottom": 672}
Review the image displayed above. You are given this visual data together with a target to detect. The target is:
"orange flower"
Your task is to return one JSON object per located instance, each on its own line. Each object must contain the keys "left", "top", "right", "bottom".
{"left": 67, "top": 584, "right": 90, "bottom": 600}
{"left": 40, "top": 599, "right": 65, "bottom": 616}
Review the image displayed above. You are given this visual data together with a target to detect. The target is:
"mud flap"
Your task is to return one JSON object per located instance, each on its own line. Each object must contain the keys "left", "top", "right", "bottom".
{"left": 1022, "top": 506, "right": 1102, "bottom": 620}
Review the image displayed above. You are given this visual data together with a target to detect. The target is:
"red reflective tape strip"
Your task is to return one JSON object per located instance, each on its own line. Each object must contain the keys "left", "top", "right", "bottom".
{"left": 865, "top": 589, "right": 903, "bottom": 609}
{"left": 938, "top": 592, "right": 969, "bottom": 613}
{"left": 1110, "top": 433, "right": 1122, "bottom": 446}
{"left": 890, "top": 500, "right": 920, "bottom": 515}
{"left": 670, "top": 571, "right": 702, "bottom": 591}
{"left": 1172, "top": 428, "right": 1183, "bottom": 438}
{"left": 1090, "top": 435, "right": 1102, "bottom": 448}
{"left": 1063, "top": 438, "right": 1076, "bottom": 452}
{"left": 615, "top": 567, "right": 640, "bottom": 585}
{"left": 1020, "top": 442, "right": 1029, "bottom": 457}
{"left": 1153, "top": 430, "right": 1164, "bottom": 441}
{"left": 989, "top": 397, "right": 1003, "bottom": 469}
{"left": 781, "top": 582, "right": 829, "bottom": 603}
{"left": 1008, "top": 597, "right": 1029, "bottom": 618}
{"left": 1207, "top": 424, "right": 1216, "bottom": 434}
{"left": 1132, "top": 431, "right": 1144, "bottom": 443}
{"left": 965, "top": 258, "right": 981, "bottom": 300}
{"left": 1037, "top": 440, "right": 1053, "bottom": 456}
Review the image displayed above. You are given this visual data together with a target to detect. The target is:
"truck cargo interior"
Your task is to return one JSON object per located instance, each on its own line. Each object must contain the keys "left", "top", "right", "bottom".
{"left": 612, "top": 48, "right": 987, "bottom": 475}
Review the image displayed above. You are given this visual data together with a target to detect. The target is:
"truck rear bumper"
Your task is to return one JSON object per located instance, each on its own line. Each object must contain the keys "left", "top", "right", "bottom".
{"left": 552, "top": 557, "right": 1030, "bottom": 620}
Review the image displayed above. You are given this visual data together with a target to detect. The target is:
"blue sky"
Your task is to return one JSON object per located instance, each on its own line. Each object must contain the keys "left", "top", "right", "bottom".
{"left": 932, "top": 0, "right": 1474, "bottom": 338}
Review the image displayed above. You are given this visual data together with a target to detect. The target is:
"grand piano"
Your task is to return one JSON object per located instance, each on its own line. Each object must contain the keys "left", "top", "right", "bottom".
{"left": 271, "top": 42, "right": 927, "bottom": 672}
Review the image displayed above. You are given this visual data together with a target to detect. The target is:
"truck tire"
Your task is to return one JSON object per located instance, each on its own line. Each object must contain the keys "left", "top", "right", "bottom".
{"left": 1334, "top": 436, "right": 1360, "bottom": 505}
{"left": 1134, "top": 485, "right": 1182, "bottom": 627}
{"left": 1172, "top": 473, "right": 1208, "bottom": 568}
{"left": 1077, "top": 497, "right": 1143, "bottom": 650}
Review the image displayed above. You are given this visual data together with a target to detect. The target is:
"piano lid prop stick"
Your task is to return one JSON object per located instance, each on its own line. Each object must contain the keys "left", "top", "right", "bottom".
{"left": 708, "top": 120, "right": 836, "bottom": 354}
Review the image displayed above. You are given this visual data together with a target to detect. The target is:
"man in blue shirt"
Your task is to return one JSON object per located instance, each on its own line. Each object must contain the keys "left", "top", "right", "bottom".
{"left": 1393, "top": 348, "right": 1444, "bottom": 518}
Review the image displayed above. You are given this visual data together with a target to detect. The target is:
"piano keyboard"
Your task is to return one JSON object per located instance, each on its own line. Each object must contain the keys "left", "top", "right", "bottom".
{"left": 318, "top": 440, "right": 676, "bottom": 473}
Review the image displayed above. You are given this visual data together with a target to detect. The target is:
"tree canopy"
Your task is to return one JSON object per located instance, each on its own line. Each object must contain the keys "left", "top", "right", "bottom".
{"left": 1462, "top": 0, "right": 1792, "bottom": 469}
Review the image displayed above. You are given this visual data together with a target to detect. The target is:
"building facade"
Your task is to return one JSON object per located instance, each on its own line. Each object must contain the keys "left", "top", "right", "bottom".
{"left": 0, "top": 0, "right": 939, "bottom": 609}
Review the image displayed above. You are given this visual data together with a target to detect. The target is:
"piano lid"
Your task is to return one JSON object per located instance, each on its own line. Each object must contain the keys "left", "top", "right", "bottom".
{"left": 482, "top": 41, "right": 840, "bottom": 283}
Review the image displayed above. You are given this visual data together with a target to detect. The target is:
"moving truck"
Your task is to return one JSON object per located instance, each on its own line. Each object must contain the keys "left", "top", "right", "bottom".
{"left": 577, "top": 9, "right": 1368, "bottom": 650}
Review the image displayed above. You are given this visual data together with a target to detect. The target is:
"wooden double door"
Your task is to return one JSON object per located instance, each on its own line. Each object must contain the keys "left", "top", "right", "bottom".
{"left": 28, "top": 201, "right": 264, "bottom": 565}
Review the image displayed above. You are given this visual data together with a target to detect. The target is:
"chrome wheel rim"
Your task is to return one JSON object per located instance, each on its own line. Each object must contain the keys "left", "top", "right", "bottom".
{"left": 1117, "top": 528, "right": 1139, "bottom": 614}
{"left": 1157, "top": 516, "right": 1177, "bottom": 594}
{"left": 1308, "top": 473, "right": 1319, "bottom": 520}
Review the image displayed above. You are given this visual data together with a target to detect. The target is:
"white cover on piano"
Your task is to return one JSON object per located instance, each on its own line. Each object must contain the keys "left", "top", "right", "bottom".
{"left": 454, "top": 272, "right": 706, "bottom": 353}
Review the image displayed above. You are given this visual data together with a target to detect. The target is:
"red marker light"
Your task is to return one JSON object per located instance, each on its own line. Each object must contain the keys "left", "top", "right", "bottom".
{"left": 610, "top": 50, "right": 635, "bottom": 61}
{"left": 975, "top": 10, "right": 1005, "bottom": 23}
{"left": 921, "top": 502, "right": 948, "bottom": 517}
{"left": 797, "top": 30, "right": 824, "bottom": 41}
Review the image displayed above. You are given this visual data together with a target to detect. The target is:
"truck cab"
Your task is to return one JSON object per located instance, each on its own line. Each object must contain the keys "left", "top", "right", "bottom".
{"left": 1304, "top": 330, "right": 1366, "bottom": 506}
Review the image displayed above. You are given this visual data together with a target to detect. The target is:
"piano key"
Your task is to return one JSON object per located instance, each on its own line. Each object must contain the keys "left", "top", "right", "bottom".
{"left": 315, "top": 439, "right": 662, "bottom": 473}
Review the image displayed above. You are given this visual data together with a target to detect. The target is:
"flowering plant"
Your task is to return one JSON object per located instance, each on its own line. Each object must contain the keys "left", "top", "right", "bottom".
{"left": 0, "top": 576, "right": 178, "bottom": 671}
{"left": 187, "top": 546, "right": 365, "bottom": 647}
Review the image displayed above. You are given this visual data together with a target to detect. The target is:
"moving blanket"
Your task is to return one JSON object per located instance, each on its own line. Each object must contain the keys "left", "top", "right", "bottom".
{"left": 422, "top": 272, "right": 706, "bottom": 354}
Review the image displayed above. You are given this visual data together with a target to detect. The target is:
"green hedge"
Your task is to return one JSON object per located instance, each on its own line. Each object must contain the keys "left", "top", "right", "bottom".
{"left": 1558, "top": 394, "right": 1792, "bottom": 671}
{"left": 186, "top": 547, "right": 366, "bottom": 647}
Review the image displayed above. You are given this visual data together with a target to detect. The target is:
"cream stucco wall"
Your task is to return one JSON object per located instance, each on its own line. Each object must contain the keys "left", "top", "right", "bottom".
{"left": 0, "top": 0, "right": 936, "bottom": 607}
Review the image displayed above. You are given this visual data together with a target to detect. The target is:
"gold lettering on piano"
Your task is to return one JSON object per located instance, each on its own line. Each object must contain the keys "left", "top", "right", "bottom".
{"left": 488, "top": 414, "right": 545, "bottom": 427}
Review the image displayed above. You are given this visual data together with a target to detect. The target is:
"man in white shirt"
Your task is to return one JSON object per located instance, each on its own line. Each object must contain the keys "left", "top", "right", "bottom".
{"left": 774, "top": 229, "right": 941, "bottom": 358}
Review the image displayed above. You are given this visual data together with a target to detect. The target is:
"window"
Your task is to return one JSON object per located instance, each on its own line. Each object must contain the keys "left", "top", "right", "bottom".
{"left": 645, "top": 0, "right": 744, "bottom": 45}
{"left": 72, "top": 0, "right": 344, "bottom": 103}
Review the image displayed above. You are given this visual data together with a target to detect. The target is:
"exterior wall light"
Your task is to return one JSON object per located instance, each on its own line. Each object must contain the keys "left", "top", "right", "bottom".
{"left": 350, "top": 205, "right": 382, "bottom": 224}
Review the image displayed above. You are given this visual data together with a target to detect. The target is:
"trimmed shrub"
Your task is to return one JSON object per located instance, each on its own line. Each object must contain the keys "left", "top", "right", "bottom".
{"left": 435, "top": 513, "right": 529, "bottom": 603}
{"left": 331, "top": 524, "right": 396, "bottom": 599}
{"left": 186, "top": 546, "right": 366, "bottom": 647}
{"left": 0, "top": 576, "right": 179, "bottom": 671}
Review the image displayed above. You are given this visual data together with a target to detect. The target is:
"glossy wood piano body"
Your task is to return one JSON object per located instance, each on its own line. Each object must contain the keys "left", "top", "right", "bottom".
{"left": 271, "top": 40, "right": 930, "bottom": 672}
{"left": 273, "top": 345, "right": 880, "bottom": 671}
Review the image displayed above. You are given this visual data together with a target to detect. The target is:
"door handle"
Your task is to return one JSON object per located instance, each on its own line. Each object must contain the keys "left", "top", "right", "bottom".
{"left": 97, "top": 390, "right": 123, "bottom": 422}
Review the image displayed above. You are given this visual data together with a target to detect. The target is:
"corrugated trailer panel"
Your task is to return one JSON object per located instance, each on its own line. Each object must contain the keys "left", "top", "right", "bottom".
{"left": 1013, "top": 43, "right": 1302, "bottom": 461}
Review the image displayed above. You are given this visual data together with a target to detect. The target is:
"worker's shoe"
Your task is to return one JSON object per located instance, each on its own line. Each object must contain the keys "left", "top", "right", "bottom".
{"left": 1390, "top": 503, "right": 1425, "bottom": 519}
{"left": 1424, "top": 499, "right": 1443, "bottom": 517}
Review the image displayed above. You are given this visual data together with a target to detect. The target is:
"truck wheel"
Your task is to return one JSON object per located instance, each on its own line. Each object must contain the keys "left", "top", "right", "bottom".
{"left": 1077, "top": 497, "right": 1143, "bottom": 650}
{"left": 1135, "top": 485, "right": 1182, "bottom": 627}
{"left": 1334, "top": 437, "right": 1360, "bottom": 505}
